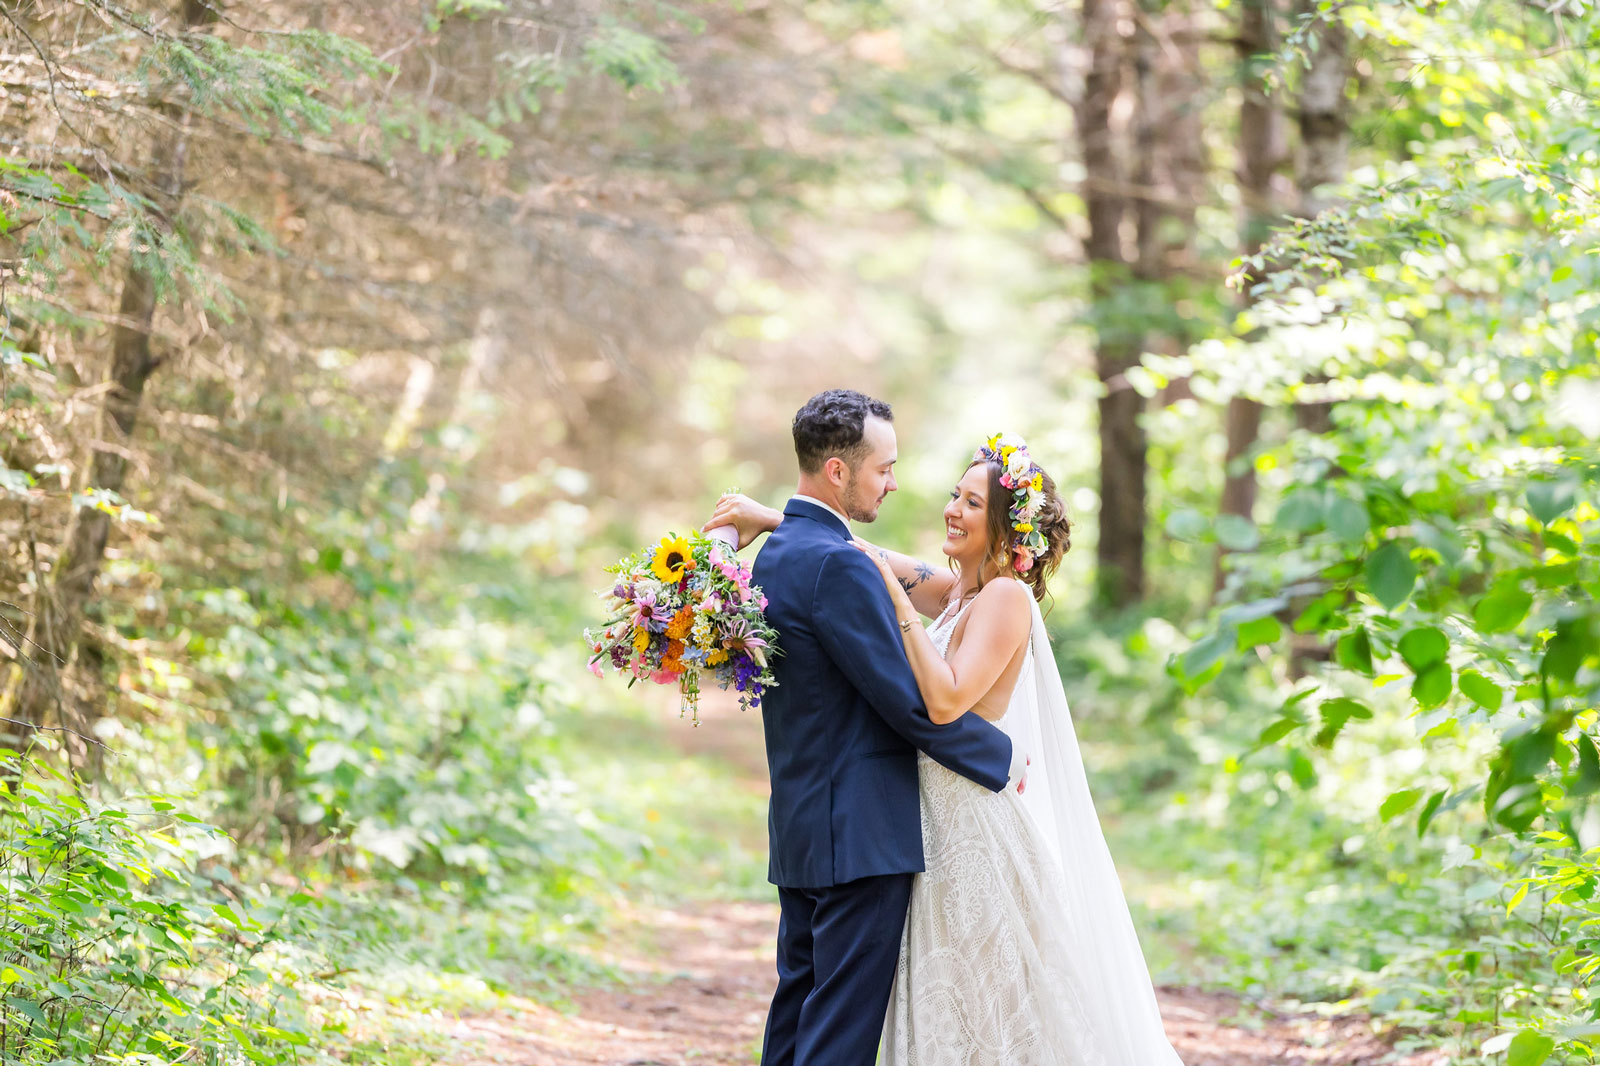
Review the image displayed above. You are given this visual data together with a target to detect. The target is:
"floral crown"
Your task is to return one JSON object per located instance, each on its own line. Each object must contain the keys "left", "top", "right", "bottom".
{"left": 973, "top": 432, "right": 1049, "bottom": 574}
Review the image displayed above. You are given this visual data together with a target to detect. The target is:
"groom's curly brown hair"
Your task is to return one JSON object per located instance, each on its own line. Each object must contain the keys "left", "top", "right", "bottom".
{"left": 792, "top": 389, "right": 894, "bottom": 474}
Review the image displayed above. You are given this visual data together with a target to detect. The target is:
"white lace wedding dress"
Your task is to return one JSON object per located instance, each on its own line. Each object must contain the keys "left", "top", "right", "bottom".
{"left": 882, "top": 593, "right": 1184, "bottom": 1066}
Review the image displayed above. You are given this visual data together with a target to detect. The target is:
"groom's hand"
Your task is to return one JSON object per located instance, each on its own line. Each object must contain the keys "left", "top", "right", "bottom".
{"left": 1008, "top": 745, "right": 1030, "bottom": 795}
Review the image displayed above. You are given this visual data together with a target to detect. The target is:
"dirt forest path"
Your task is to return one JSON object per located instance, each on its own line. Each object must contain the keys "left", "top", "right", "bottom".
{"left": 448, "top": 696, "right": 1442, "bottom": 1066}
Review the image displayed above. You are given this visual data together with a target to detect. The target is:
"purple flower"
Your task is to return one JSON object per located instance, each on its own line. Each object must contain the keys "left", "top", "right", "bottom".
{"left": 732, "top": 654, "right": 764, "bottom": 692}
{"left": 721, "top": 617, "right": 770, "bottom": 666}
{"left": 630, "top": 589, "right": 673, "bottom": 632}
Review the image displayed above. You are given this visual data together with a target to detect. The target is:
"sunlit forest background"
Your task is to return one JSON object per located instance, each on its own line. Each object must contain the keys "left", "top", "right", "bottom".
{"left": 1, "top": 0, "right": 1597, "bottom": 1062}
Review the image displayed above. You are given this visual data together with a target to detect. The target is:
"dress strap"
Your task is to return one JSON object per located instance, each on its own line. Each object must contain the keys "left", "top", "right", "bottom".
{"left": 930, "top": 594, "right": 976, "bottom": 633}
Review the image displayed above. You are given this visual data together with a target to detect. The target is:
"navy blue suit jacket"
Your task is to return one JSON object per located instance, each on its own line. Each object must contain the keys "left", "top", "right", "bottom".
{"left": 752, "top": 498, "right": 1014, "bottom": 889}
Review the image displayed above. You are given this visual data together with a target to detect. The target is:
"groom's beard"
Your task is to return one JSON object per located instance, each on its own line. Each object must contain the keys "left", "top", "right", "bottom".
{"left": 841, "top": 473, "right": 884, "bottom": 523}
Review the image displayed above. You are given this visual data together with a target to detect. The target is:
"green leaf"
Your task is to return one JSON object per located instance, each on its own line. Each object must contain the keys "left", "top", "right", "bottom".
{"left": 1365, "top": 541, "right": 1417, "bottom": 611}
{"left": 1293, "top": 589, "right": 1346, "bottom": 634}
{"left": 1506, "top": 1030, "right": 1555, "bottom": 1066}
{"left": 1379, "top": 788, "right": 1423, "bottom": 821}
{"left": 3, "top": 997, "right": 47, "bottom": 1026}
{"left": 1532, "top": 560, "right": 1579, "bottom": 589}
{"left": 1416, "top": 789, "right": 1447, "bottom": 837}
{"left": 1181, "top": 631, "right": 1232, "bottom": 680}
{"left": 1258, "top": 718, "right": 1301, "bottom": 745}
{"left": 1506, "top": 881, "right": 1530, "bottom": 916}
{"left": 1164, "top": 508, "right": 1207, "bottom": 541}
{"left": 1486, "top": 729, "right": 1557, "bottom": 831}
{"left": 1237, "top": 616, "right": 1282, "bottom": 649}
{"left": 1572, "top": 734, "right": 1600, "bottom": 797}
{"left": 1541, "top": 617, "right": 1595, "bottom": 685}
{"left": 1219, "top": 597, "right": 1289, "bottom": 626}
{"left": 1526, "top": 479, "right": 1577, "bottom": 525}
{"left": 1412, "top": 663, "right": 1452, "bottom": 708}
{"left": 1473, "top": 586, "right": 1532, "bottom": 634}
{"left": 1275, "top": 489, "right": 1325, "bottom": 533}
{"left": 1315, "top": 697, "right": 1372, "bottom": 747}
{"left": 1287, "top": 749, "right": 1318, "bottom": 789}
{"left": 1215, "top": 514, "right": 1260, "bottom": 552}
{"left": 1334, "top": 628, "right": 1374, "bottom": 675}
{"left": 1398, "top": 627, "right": 1449, "bottom": 672}
{"left": 1459, "top": 670, "right": 1504, "bottom": 711}
{"left": 1325, "top": 495, "right": 1369, "bottom": 544}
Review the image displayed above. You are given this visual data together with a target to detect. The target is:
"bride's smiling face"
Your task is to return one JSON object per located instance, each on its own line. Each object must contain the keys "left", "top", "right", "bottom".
{"left": 942, "top": 465, "right": 991, "bottom": 565}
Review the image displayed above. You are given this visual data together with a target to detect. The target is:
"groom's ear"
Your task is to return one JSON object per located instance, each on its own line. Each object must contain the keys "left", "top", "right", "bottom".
{"left": 823, "top": 455, "right": 849, "bottom": 486}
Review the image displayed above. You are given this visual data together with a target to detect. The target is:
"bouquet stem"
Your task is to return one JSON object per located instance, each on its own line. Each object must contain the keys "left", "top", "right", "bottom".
{"left": 681, "top": 671, "right": 702, "bottom": 726}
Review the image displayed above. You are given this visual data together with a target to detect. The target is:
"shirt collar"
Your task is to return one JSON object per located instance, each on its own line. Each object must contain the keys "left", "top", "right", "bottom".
{"left": 791, "top": 494, "right": 851, "bottom": 531}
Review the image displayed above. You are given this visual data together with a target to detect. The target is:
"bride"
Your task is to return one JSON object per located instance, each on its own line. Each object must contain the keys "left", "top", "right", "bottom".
{"left": 708, "top": 433, "right": 1183, "bottom": 1066}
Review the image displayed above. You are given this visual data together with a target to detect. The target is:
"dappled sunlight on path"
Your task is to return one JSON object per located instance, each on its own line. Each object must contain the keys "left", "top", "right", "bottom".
{"left": 446, "top": 899, "right": 772, "bottom": 1066}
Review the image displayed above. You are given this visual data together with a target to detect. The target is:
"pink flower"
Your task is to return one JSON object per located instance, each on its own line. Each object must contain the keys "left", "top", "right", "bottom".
{"left": 650, "top": 669, "right": 678, "bottom": 685}
{"left": 587, "top": 658, "right": 605, "bottom": 678}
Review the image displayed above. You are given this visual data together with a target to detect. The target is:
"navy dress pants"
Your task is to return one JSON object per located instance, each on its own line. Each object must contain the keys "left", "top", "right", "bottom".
{"left": 762, "top": 873, "right": 915, "bottom": 1066}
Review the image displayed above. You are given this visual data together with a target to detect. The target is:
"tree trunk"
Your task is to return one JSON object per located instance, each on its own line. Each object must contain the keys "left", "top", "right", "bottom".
{"left": 1216, "top": 0, "right": 1285, "bottom": 590}
{"left": 1291, "top": 2, "right": 1348, "bottom": 438}
{"left": 1288, "top": 4, "right": 1350, "bottom": 675}
{"left": 1074, "top": 0, "right": 1147, "bottom": 612}
{"left": 2, "top": 0, "right": 218, "bottom": 742}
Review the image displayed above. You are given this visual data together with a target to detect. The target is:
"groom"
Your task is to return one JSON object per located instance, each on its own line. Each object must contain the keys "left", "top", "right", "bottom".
{"left": 743, "top": 389, "right": 1020, "bottom": 1066}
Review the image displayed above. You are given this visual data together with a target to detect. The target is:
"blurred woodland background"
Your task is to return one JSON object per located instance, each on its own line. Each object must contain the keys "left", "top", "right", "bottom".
{"left": 1, "top": 0, "right": 1597, "bottom": 1062}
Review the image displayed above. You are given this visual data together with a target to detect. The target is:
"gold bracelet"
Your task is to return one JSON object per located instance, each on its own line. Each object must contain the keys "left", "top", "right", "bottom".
{"left": 899, "top": 618, "right": 916, "bottom": 633}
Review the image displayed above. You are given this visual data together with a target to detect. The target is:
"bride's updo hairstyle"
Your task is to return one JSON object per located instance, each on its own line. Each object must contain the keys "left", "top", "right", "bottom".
{"left": 964, "top": 449, "right": 1072, "bottom": 606}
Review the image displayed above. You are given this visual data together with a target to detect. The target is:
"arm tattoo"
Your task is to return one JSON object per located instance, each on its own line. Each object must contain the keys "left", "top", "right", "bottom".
{"left": 899, "top": 561, "right": 936, "bottom": 592}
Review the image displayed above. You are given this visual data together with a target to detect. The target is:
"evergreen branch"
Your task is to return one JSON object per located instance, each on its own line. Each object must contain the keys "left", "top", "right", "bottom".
{"left": 0, "top": 715, "right": 114, "bottom": 751}
{"left": 979, "top": 46, "right": 1073, "bottom": 109}
{"left": 0, "top": 182, "right": 112, "bottom": 219}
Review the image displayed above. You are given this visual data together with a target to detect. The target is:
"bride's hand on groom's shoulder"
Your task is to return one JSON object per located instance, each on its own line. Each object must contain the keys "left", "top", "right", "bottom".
{"left": 849, "top": 540, "right": 912, "bottom": 609}
{"left": 702, "top": 493, "right": 782, "bottom": 551}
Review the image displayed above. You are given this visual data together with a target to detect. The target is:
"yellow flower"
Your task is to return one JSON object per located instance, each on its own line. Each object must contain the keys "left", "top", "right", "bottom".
{"left": 707, "top": 649, "right": 729, "bottom": 665}
{"left": 650, "top": 535, "right": 693, "bottom": 583}
{"left": 632, "top": 626, "right": 651, "bottom": 652}
{"left": 1016, "top": 522, "right": 1034, "bottom": 533}
{"left": 1030, "top": 474, "right": 1043, "bottom": 490}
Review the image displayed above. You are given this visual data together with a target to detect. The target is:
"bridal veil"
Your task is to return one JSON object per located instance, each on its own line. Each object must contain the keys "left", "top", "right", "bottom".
{"left": 1003, "top": 596, "right": 1185, "bottom": 1066}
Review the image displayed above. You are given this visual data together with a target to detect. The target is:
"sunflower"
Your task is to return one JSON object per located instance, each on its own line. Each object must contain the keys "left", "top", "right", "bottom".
{"left": 650, "top": 534, "right": 694, "bottom": 583}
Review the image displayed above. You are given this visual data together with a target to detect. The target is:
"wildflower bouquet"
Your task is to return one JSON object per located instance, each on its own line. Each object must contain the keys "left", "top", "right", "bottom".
{"left": 584, "top": 529, "right": 780, "bottom": 724}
